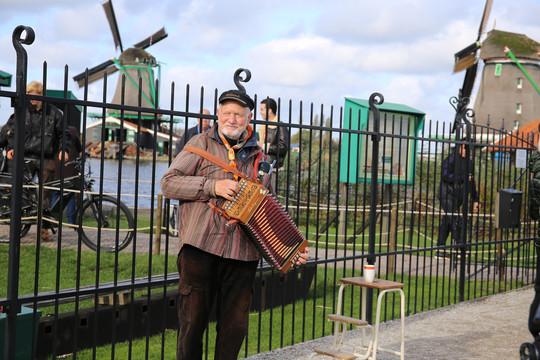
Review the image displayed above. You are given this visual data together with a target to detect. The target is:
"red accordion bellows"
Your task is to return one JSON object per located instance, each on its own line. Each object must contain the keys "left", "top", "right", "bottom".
{"left": 223, "top": 179, "right": 308, "bottom": 273}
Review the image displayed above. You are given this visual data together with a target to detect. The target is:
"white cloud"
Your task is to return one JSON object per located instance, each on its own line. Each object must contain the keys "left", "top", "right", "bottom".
{"left": 1, "top": 0, "right": 540, "bottom": 128}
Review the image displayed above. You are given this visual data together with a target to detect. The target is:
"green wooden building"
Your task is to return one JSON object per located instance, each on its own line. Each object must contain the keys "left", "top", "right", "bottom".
{"left": 339, "top": 97, "right": 425, "bottom": 185}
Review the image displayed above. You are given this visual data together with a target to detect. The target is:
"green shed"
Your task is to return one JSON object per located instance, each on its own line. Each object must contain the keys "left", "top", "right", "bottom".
{"left": 0, "top": 69, "right": 12, "bottom": 87}
{"left": 339, "top": 97, "right": 425, "bottom": 185}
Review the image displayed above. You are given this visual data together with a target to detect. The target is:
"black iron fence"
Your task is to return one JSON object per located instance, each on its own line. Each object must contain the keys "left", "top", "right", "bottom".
{"left": 0, "top": 25, "right": 537, "bottom": 359}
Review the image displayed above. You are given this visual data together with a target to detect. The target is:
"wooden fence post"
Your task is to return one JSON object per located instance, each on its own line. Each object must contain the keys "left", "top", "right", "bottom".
{"left": 388, "top": 206, "right": 397, "bottom": 274}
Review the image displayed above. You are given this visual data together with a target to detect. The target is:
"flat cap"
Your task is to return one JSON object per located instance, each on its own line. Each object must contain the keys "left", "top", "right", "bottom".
{"left": 218, "top": 89, "right": 254, "bottom": 110}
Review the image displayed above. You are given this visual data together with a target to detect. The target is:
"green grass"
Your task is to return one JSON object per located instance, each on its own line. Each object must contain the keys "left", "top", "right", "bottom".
{"left": 49, "top": 266, "right": 521, "bottom": 359}
{"left": 1, "top": 245, "right": 523, "bottom": 359}
{"left": 0, "top": 244, "right": 178, "bottom": 314}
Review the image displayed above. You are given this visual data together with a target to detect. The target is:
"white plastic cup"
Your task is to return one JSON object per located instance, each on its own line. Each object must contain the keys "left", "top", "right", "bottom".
{"left": 364, "top": 264, "right": 375, "bottom": 283}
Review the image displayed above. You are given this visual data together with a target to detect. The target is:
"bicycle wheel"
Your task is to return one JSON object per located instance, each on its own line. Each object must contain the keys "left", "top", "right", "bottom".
{"left": 78, "top": 195, "right": 135, "bottom": 252}
{"left": 0, "top": 220, "right": 31, "bottom": 243}
{"left": 0, "top": 189, "right": 34, "bottom": 243}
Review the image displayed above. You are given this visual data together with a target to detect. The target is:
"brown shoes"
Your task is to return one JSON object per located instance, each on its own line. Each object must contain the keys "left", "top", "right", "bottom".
{"left": 41, "top": 229, "right": 54, "bottom": 242}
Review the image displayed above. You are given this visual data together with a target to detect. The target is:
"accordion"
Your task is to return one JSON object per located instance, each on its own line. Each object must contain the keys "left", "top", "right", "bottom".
{"left": 223, "top": 178, "right": 308, "bottom": 273}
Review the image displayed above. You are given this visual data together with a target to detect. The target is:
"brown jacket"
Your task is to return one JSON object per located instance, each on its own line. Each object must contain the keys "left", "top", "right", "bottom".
{"left": 161, "top": 125, "right": 268, "bottom": 261}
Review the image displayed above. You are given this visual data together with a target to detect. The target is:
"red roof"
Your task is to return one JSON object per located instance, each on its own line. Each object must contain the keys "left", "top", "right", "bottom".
{"left": 488, "top": 119, "right": 540, "bottom": 151}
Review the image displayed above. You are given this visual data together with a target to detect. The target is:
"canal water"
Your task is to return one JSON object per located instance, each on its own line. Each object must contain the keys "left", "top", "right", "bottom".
{"left": 86, "top": 158, "right": 171, "bottom": 209}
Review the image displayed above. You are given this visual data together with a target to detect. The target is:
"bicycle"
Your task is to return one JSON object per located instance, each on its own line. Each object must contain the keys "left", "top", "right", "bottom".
{"left": 0, "top": 157, "right": 135, "bottom": 252}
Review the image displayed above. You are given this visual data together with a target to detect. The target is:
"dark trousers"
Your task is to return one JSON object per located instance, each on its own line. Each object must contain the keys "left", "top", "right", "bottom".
{"left": 7, "top": 158, "right": 55, "bottom": 207}
{"left": 437, "top": 194, "right": 464, "bottom": 247}
{"left": 437, "top": 212, "right": 463, "bottom": 247}
{"left": 176, "top": 245, "right": 258, "bottom": 360}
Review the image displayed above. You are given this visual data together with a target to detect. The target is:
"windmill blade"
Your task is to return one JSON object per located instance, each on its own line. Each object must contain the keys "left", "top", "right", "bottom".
{"left": 476, "top": 0, "right": 493, "bottom": 41}
{"left": 453, "top": 0, "right": 492, "bottom": 74}
{"left": 453, "top": 42, "right": 480, "bottom": 73}
{"left": 103, "top": 0, "right": 123, "bottom": 52}
{"left": 460, "top": 63, "right": 478, "bottom": 100}
{"left": 73, "top": 59, "right": 118, "bottom": 88}
{"left": 133, "top": 27, "right": 168, "bottom": 49}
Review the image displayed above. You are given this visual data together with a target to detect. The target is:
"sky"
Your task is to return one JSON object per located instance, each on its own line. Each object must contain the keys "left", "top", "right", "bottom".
{"left": 1, "top": 0, "right": 540, "bottom": 129}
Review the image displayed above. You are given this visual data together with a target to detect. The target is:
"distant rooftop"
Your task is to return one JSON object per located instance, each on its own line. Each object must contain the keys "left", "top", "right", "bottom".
{"left": 345, "top": 97, "right": 425, "bottom": 116}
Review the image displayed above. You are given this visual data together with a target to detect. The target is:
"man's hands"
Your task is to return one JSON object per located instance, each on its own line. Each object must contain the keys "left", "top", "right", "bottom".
{"left": 58, "top": 151, "right": 69, "bottom": 162}
{"left": 215, "top": 179, "right": 240, "bottom": 201}
{"left": 295, "top": 247, "right": 310, "bottom": 266}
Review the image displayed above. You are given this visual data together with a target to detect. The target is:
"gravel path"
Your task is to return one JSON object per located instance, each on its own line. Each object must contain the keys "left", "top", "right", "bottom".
{"left": 246, "top": 286, "right": 534, "bottom": 360}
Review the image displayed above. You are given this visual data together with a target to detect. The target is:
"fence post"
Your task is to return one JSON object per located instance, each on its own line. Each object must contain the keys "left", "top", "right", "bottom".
{"left": 155, "top": 194, "right": 162, "bottom": 254}
{"left": 450, "top": 91, "right": 475, "bottom": 304}
{"left": 366, "top": 92, "right": 384, "bottom": 324}
{"left": 4, "top": 25, "right": 35, "bottom": 360}
{"left": 458, "top": 122, "right": 473, "bottom": 302}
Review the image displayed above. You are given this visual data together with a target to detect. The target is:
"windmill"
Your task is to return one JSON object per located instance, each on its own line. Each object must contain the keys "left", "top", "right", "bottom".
{"left": 73, "top": 0, "right": 167, "bottom": 128}
{"left": 451, "top": 0, "right": 493, "bottom": 133}
{"left": 473, "top": 30, "right": 540, "bottom": 129}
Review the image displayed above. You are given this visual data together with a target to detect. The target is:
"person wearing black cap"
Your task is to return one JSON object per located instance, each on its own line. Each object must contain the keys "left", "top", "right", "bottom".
{"left": 161, "top": 89, "right": 309, "bottom": 360}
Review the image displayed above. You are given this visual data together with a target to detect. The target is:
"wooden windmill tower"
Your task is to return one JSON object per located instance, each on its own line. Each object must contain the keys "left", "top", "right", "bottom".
{"left": 73, "top": 0, "right": 167, "bottom": 129}
{"left": 473, "top": 30, "right": 540, "bottom": 128}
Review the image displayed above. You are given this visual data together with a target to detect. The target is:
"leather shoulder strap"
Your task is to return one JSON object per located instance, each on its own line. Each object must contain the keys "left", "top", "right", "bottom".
{"left": 184, "top": 145, "right": 249, "bottom": 180}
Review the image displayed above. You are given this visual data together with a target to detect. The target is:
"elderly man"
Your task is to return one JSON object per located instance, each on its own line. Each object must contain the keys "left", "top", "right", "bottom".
{"left": 173, "top": 109, "right": 212, "bottom": 156}
{"left": 161, "top": 89, "right": 308, "bottom": 360}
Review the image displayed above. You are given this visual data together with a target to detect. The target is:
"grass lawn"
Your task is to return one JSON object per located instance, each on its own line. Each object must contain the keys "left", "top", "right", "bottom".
{"left": 1, "top": 244, "right": 523, "bottom": 359}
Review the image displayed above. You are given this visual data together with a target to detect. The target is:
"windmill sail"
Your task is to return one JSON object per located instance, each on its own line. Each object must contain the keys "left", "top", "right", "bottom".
{"left": 453, "top": 0, "right": 493, "bottom": 99}
{"left": 73, "top": 59, "right": 117, "bottom": 88}
{"left": 133, "top": 27, "right": 168, "bottom": 49}
{"left": 103, "top": 0, "right": 123, "bottom": 52}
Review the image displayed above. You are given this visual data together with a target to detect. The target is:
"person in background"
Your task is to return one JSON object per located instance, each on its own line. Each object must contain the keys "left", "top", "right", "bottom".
{"left": 436, "top": 141, "right": 479, "bottom": 260}
{"left": 527, "top": 140, "right": 540, "bottom": 349}
{"left": 173, "top": 109, "right": 212, "bottom": 156}
{"left": 257, "top": 97, "right": 289, "bottom": 191}
{"left": 51, "top": 126, "right": 82, "bottom": 225}
{"left": 161, "top": 89, "right": 309, "bottom": 360}
{"left": 3, "top": 81, "right": 71, "bottom": 240}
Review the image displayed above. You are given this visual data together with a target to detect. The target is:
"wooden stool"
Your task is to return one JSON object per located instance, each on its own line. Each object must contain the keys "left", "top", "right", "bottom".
{"left": 311, "top": 277, "right": 405, "bottom": 360}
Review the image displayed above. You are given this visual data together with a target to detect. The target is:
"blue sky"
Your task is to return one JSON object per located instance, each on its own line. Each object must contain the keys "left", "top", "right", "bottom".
{"left": 1, "top": 0, "right": 540, "bottom": 129}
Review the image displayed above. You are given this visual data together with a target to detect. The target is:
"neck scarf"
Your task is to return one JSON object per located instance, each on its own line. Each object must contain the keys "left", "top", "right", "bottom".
{"left": 217, "top": 125, "right": 253, "bottom": 180}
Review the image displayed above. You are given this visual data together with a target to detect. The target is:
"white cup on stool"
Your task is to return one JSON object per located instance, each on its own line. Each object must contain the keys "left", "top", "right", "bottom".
{"left": 364, "top": 264, "right": 375, "bottom": 283}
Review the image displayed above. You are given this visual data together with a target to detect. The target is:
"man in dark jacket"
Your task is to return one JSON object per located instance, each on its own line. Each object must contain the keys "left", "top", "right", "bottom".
{"left": 173, "top": 109, "right": 212, "bottom": 156}
{"left": 257, "top": 98, "right": 289, "bottom": 190}
{"left": 436, "top": 142, "right": 479, "bottom": 259}
{"left": 3, "top": 81, "right": 71, "bottom": 239}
